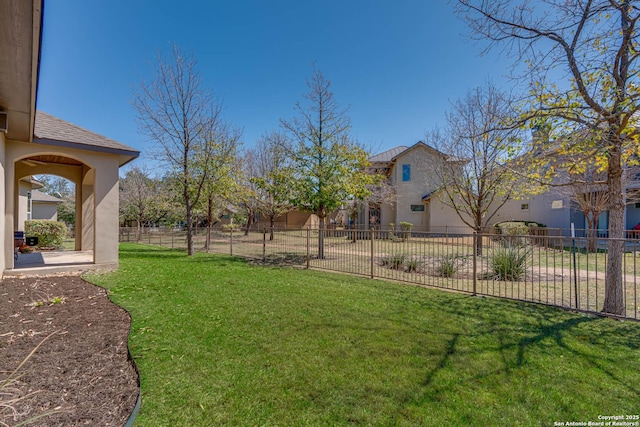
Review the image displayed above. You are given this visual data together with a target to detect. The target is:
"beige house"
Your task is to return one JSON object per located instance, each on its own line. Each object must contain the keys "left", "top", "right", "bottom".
{"left": 16, "top": 177, "right": 64, "bottom": 230}
{"left": 32, "top": 190, "right": 64, "bottom": 222}
{"left": 361, "top": 142, "right": 472, "bottom": 233}
{"left": 1, "top": 1, "right": 139, "bottom": 273}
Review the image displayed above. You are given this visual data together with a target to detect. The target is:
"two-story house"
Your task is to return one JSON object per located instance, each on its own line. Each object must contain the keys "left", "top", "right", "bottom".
{"left": 357, "top": 142, "right": 472, "bottom": 233}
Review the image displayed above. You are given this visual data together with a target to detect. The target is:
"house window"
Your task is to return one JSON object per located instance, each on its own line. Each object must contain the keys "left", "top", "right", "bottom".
{"left": 402, "top": 164, "right": 411, "bottom": 182}
{"left": 410, "top": 204, "right": 425, "bottom": 212}
{"left": 551, "top": 200, "right": 563, "bottom": 210}
{"left": 521, "top": 203, "right": 529, "bottom": 211}
{"left": 636, "top": 202, "right": 640, "bottom": 209}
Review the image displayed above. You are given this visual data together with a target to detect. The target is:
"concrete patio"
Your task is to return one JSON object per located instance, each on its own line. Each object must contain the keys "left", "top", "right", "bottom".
{"left": 4, "top": 250, "right": 114, "bottom": 276}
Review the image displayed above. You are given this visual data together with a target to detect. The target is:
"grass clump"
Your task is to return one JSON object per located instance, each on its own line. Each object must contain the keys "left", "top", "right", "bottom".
{"left": 487, "top": 245, "right": 530, "bottom": 281}
{"left": 86, "top": 244, "right": 640, "bottom": 426}
{"left": 436, "top": 255, "right": 460, "bottom": 278}
{"left": 381, "top": 253, "right": 406, "bottom": 269}
{"left": 404, "top": 257, "right": 419, "bottom": 273}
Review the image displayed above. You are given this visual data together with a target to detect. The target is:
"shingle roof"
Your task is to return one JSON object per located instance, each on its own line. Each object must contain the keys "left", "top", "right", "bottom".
{"left": 31, "top": 189, "right": 63, "bottom": 203}
{"left": 33, "top": 111, "right": 139, "bottom": 157}
{"left": 369, "top": 146, "right": 409, "bottom": 163}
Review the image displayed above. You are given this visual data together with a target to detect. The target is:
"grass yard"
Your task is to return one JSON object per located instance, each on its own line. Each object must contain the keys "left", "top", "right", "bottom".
{"left": 87, "top": 243, "right": 640, "bottom": 426}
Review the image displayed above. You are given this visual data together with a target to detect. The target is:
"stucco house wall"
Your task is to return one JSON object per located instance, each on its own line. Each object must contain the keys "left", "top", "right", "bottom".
{"left": 390, "top": 146, "right": 441, "bottom": 230}
{"left": 31, "top": 189, "right": 62, "bottom": 221}
{"left": 428, "top": 196, "right": 474, "bottom": 234}
{"left": 489, "top": 191, "right": 572, "bottom": 230}
{"left": 17, "top": 180, "right": 30, "bottom": 231}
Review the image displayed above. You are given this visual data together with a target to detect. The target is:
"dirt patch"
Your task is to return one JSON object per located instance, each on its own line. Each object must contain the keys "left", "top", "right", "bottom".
{"left": 0, "top": 274, "right": 138, "bottom": 426}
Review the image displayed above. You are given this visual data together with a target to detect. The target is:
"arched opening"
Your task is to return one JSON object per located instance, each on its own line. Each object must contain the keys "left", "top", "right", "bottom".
{"left": 12, "top": 154, "right": 94, "bottom": 269}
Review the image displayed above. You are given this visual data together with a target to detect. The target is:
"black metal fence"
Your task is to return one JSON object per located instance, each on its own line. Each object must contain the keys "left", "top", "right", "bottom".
{"left": 120, "top": 226, "right": 640, "bottom": 320}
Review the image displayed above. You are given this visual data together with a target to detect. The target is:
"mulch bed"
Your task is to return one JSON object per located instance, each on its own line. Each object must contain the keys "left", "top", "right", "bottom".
{"left": 0, "top": 274, "right": 139, "bottom": 426}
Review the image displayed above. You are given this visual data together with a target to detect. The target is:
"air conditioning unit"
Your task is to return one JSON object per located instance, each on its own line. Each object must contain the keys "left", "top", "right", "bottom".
{"left": 0, "top": 112, "right": 7, "bottom": 133}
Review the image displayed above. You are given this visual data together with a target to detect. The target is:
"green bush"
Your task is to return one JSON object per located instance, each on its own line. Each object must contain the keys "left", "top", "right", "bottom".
{"left": 436, "top": 255, "right": 460, "bottom": 278}
{"left": 404, "top": 258, "right": 419, "bottom": 273}
{"left": 494, "top": 221, "right": 538, "bottom": 247}
{"left": 382, "top": 253, "right": 406, "bottom": 270}
{"left": 25, "top": 220, "right": 66, "bottom": 249}
{"left": 487, "top": 245, "right": 530, "bottom": 281}
{"left": 399, "top": 222, "right": 413, "bottom": 240}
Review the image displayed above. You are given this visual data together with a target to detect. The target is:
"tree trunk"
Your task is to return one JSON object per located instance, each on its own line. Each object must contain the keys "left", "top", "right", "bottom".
{"left": 185, "top": 200, "right": 194, "bottom": 256}
{"left": 602, "top": 147, "right": 625, "bottom": 315}
{"left": 244, "top": 211, "right": 252, "bottom": 236}
{"left": 474, "top": 212, "right": 483, "bottom": 256}
{"left": 269, "top": 216, "right": 275, "bottom": 241}
{"left": 587, "top": 213, "right": 598, "bottom": 253}
{"left": 351, "top": 210, "right": 358, "bottom": 243}
{"left": 204, "top": 196, "right": 212, "bottom": 251}
{"left": 318, "top": 212, "right": 325, "bottom": 260}
{"left": 136, "top": 220, "right": 142, "bottom": 243}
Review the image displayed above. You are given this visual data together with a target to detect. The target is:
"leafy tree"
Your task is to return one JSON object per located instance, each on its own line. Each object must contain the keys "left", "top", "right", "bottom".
{"left": 36, "top": 175, "right": 75, "bottom": 226}
{"left": 458, "top": 0, "right": 640, "bottom": 315}
{"left": 281, "top": 66, "right": 374, "bottom": 258}
{"left": 119, "top": 166, "right": 170, "bottom": 240}
{"left": 428, "top": 83, "right": 522, "bottom": 255}
{"left": 249, "top": 131, "right": 294, "bottom": 240}
{"left": 198, "top": 125, "right": 241, "bottom": 250}
{"left": 133, "top": 44, "right": 225, "bottom": 255}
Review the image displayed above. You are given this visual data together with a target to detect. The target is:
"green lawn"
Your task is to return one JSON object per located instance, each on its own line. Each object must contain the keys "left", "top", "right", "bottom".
{"left": 87, "top": 243, "right": 640, "bottom": 426}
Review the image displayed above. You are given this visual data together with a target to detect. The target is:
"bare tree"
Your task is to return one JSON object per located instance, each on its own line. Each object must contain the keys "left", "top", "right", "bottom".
{"left": 428, "top": 83, "right": 521, "bottom": 255}
{"left": 281, "top": 65, "right": 373, "bottom": 258}
{"left": 458, "top": 0, "right": 640, "bottom": 315}
{"left": 133, "top": 45, "right": 224, "bottom": 255}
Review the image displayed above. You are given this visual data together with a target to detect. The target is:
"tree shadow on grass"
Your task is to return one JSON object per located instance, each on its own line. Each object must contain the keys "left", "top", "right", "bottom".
{"left": 405, "top": 294, "right": 640, "bottom": 411}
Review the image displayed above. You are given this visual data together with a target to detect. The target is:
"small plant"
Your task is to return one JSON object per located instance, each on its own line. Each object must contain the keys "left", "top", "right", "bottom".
{"left": 382, "top": 253, "right": 406, "bottom": 270}
{"left": 49, "top": 296, "right": 66, "bottom": 305}
{"left": 18, "top": 243, "right": 33, "bottom": 254}
{"left": 487, "top": 245, "right": 530, "bottom": 281}
{"left": 404, "top": 258, "right": 419, "bottom": 273}
{"left": 436, "top": 255, "right": 459, "bottom": 278}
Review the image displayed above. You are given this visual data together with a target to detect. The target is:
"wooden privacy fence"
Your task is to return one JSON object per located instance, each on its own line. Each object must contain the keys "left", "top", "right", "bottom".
{"left": 120, "top": 227, "right": 640, "bottom": 320}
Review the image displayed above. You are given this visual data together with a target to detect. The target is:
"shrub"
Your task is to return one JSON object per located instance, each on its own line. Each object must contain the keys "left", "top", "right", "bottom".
{"left": 488, "top": 245, "right": 530, "bottom": 281}
{"left": 24, "top": 220, "right": 66, "bottom": 249}
{"left": 494, "top": 221, "right": 531, "bottom": 247}
{"left": 388, "top": 223, "right": 396, "bottom": 241}
{"left": 399, "top": 222, "right": 413, "bottom": 240}
{"left": 404, "top": 258, "right": 419, "bottom": 273}
{"left": 382, "top": 253, "right": 406, "bottom": 270}
{"left": 436, "top": 255, "right": 459, "bottom": 278}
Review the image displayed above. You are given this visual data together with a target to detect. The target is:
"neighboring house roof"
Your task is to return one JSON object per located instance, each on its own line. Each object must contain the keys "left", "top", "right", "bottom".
{"left": 33, "top": 111, "right": 140, "bottom": 165}
{"left": 369, "top": 146, "right": 409, "bottom": 163}
{"left": 369, "top": 141, "right": 453, "bottom": 164}
{"left": 19, "top": 176, "right": 44, "bottom": 189}
{"left": 31, "top": 189, "right": 63, "bottom": 204}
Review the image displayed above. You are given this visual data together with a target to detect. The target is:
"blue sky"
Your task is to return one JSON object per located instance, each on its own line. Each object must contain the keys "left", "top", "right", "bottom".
{"left": 37, "top": 1, "right": 512, "bottom": 166}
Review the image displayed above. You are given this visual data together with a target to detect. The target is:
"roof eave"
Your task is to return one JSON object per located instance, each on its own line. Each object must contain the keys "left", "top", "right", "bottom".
{"left": 33, "top": 137, "right": 140, "bottom": 166}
